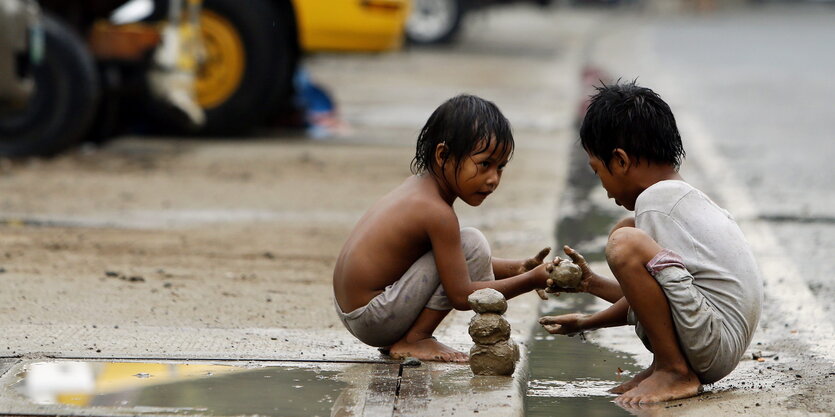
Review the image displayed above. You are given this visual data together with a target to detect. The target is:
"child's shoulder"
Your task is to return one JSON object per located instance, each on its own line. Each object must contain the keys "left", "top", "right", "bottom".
{"left": 387, "top": 176, "right": 456, "bottom": 217}
{"left": 637, "top": 180, "right": 732, "bottom": 223}
{"left": 635, "top": 180, "right": 697, "bottom": 215}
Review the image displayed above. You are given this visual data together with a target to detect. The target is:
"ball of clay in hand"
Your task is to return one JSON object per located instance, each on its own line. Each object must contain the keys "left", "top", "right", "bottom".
{"left": 548, "top": 260, "right": 582, "bottom": 289}
{"left": 468, "top": 313, "right": 511, "bottom": 345}
{"left": 470, "top": 339, "right": 520, "bottom": 376}
{"left": 468, "top": 288, "right": 508, "bottom": 314}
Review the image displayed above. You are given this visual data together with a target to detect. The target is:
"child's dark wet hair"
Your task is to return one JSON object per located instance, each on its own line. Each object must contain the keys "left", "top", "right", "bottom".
{"left": 411, "top": 94, "right": 514, "bottom": 177}
{"left": 580, "top": 80, "right": 685, "bottom": 171}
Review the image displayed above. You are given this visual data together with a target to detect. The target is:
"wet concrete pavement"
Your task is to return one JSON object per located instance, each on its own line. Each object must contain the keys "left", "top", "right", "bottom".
{"left": 0, "top": 3, "right": 833, "bottom": 416}
{"left": 0, "top": 4, "right": 595, "bottom": 416}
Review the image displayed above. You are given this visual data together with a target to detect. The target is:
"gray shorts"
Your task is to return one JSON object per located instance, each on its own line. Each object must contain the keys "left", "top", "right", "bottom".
{"left": 334, "top": 227, "right": 494, "bottom": 347}
{"left": 628, "top": 250, "right": 738, "bottom": 384}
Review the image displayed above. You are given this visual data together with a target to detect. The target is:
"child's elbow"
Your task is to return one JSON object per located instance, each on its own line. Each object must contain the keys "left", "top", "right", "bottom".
{"left": 449, "top": 296, "right": 472, "bottom": 311}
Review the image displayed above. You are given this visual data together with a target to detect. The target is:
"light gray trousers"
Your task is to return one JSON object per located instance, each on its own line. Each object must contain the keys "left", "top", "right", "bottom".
{"left": 630, "top": 249, "right": 733, "bottom": 384}
{"left": 334, "top": 227, "right": 494, "bottom": 347}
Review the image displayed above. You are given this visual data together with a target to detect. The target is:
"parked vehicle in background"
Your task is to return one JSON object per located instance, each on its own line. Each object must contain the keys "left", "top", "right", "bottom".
{"left": 0, "top": 0, "right": 410, "bottom": 157}
{"left": 177, "top": 0, "right": 410, "bottom": 134}
{"left": 0, "top": 0, "right": 101, "bottom": 157}
{"left": 406, "top": 0, "right": 551, "bottom": 45}
{"left": 296, "top": 0, "right": 409, "bottom": 52}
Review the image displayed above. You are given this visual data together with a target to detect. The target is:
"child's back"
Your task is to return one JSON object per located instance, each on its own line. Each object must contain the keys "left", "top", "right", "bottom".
{"left": 333, "top": 175, "right": 449, "bottom": 315}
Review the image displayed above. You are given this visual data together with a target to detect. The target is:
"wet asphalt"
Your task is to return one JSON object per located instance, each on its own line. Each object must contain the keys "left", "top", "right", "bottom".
{"left": 648, "top": 5, "right": 835, "bottom": 305}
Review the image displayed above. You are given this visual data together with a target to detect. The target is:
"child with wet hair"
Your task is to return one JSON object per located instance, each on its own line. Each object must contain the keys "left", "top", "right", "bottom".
{"left": 333, "top": 94, "right": 553, "bottom": 362}
{"left": 540, "top": 81, "right": 763, "bottom": 404}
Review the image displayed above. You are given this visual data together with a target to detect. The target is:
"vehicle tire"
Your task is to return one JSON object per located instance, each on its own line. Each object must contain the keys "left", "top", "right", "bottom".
{"left": 406, "top": 0, "right": 467, "bottom": 45}
{"left": 152, "top": 0, "right": 296, "bottom": 134}
{"left": 0, "top": 14, "right": 100, "bottom": 157}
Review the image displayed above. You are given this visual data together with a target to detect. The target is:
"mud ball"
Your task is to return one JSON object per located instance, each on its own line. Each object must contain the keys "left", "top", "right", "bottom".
{"left": 468, "top": 313, "right": 511, "bottom": 345}
{"left": 468, "top": 288, "right": 507, "bottom": 314}
{"left": 470, "top": 339, "right": 520, "bottom": 376}
{"left": 549, "top": 261, "right": 582, "bottom": 289}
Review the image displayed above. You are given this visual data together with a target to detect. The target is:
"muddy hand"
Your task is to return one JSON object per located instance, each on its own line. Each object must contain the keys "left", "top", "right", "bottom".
{"left": 536, "top": 259, "right": 558, "bottom": 300}
{"left": 559, "top": 245, "right": 593, "bottom": 293}
{"left": 539, "top": 313, "right": 586, "bottom": 336}
{"left": 544, "top": 259, "right": 580, "bottom": 294}
{"left": 522, "top": 247, "right": 551, "bottom": 273}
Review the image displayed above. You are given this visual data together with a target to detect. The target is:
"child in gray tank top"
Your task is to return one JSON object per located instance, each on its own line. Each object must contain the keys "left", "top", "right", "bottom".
{"left": 539, "top": 81, "right": 763, "bottom": 404}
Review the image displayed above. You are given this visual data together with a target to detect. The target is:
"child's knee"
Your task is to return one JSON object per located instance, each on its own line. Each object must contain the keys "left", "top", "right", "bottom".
{"left": 460, "top": 227, "right": 491, "bottom": 260}
{"left": 609, "top": 216, "right": 636, "bottom": 236}
{"left": 605, "top": 227, "right": 661, "bottom": 271}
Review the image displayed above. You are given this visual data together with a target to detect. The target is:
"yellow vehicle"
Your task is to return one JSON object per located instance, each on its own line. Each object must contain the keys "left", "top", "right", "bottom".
{"left": 170, "top": 0, "right": 412, "bottom": 133}
{"left": 295, "top": 0, "right": 410, "bottom": 52}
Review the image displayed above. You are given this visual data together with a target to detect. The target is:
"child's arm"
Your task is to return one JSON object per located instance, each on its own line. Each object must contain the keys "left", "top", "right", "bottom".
{"left": 549, "top": 246, "right": 623, "bottom": 304}
{"left": 491, "top": 247, "right": 551, "bottom": 279}
{"left": 426, "top": 206, "right": 550, "bottom": 310}
{"left": 539, "top": 297, "right": 630, "bottom": 335}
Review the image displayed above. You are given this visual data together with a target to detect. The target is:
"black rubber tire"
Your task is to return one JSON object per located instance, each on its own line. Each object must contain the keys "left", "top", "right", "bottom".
{"left": 406, "top": 0, "right": 467, "bottom": 45}
{"left": 151, "top": 0, "right": 296, "bottom": 135}
{"left": 0, "top": 14, "right": 100, "bottom": 157}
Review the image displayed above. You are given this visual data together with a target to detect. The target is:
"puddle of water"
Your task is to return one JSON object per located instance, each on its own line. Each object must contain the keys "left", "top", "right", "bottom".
{"left": 525, "top": 296, "right": 642, "bottom": 417}
{"left": 525, "top": 141, "right": 640, "bottom": 416}
{"left": 10, "top": 361, "right": 348, "bottom": 416}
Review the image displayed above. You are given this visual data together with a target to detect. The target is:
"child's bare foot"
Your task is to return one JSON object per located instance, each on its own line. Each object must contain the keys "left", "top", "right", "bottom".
{"left": 389, "top": 337, "right": 468, "bottom": 363}
{"left": 615, "top": 368, "right": 701, "bottom": 404}
{"left": 610, "top": 364, "right": 654, "bottom": 394}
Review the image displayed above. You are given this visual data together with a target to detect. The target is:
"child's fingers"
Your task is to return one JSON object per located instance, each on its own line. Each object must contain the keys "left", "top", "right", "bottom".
{"left": 563, "top": 245, "right": 588, "bottom": 266}
{"left": 545, "top": 278, "right": 573, "bottom": 294}
{"left": 538, "top": 315, "right": 567, "bottom": 325}
{"left": 536, "top": 289, "right": 548, "bottom": 300}
{"left": 534, "top": 247, "right": 551, "bottom": 262}
{"left": 542, "top": 324, "right": 563, "bottom": 334}
{"left": 523, "top": 247, "right": 551, "bottom": 271}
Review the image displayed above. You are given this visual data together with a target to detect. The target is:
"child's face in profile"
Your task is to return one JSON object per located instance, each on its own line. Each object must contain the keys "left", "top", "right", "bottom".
{"left": 587, "top": 151, "right": 638, "bottom": 211}
{"left": 444, "top": 139, "right": 510, "bottom": 207}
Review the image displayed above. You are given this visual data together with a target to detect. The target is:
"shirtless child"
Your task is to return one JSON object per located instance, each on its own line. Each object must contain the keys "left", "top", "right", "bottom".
{"left": 540, "top": 81, "right": 763, "bottom": 403}
{"left": 333, "top": 94, "right": 553, "bottom": 362}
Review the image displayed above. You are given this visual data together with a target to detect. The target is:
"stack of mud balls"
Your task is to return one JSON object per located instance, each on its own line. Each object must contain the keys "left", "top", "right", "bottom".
{"left": 467, "top": 288, "right": 520, "bottom": 376}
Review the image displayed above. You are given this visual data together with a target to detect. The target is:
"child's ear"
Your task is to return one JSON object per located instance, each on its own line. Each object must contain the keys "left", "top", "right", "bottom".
{"left": 611, "top": 149, "right": 631, "bottom": 173}
{"left": 434, "top": 142, "right": 449, "bottom": 167}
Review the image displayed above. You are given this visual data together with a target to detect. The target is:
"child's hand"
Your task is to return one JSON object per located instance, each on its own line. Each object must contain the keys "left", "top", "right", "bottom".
{"left": 520, "top": 247, "right": 551, "bottom": 301}
{"left": 546, "top": 245, "right": 594, "bottom": 294}
{"left": 532, "top": 262, "right": 553, "bottom": 285}
{"left": 531, "top": 261, "right": 555, "bottom": 300}
{"left": 539, "top": 313, "right": 588, "bottom": 336}
{"left": 520, "top": 247, "right": 551, "bottom": 274}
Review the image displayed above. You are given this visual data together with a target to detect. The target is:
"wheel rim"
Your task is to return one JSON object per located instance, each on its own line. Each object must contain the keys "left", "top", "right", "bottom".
{"left": 195, "top": 10, "right": 245, "bottom": 109}
{"left": 407, "top": 0, "right": 457, "bottom": 42}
